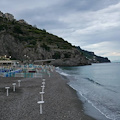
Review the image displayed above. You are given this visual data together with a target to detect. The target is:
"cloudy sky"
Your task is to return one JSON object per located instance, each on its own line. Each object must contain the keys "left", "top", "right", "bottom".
{"left": 0, "top": 0, "right": 120, "bottom": 61}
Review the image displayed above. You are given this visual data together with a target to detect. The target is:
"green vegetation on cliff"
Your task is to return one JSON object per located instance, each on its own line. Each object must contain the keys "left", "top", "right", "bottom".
{"left": 0, "top": 16, "right": 72, "bottom": 50}
{"left": 0, "top": 11, "right": 110, "bottom": 66}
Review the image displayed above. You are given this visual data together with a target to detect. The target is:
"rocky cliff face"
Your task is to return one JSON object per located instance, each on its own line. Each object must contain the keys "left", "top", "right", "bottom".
{"left": 76, "top": 46, "right": 111, "bottom": 63}
{"left": 0, "top": 11, "right": 110, "bottom": 66}
{"left": 0, "top": 32, "right": 90, "bottom": 66}
{"left": 0, "top": 11, "right": 14, "bottom": 21}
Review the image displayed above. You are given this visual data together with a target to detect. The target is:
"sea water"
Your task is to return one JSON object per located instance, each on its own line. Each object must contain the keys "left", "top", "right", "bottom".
{"left": 56, "top": 63, "right": 120, "bottom": 120}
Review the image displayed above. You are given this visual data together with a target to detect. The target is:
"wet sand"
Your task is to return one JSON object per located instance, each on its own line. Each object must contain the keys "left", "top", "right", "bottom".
{"left": 0, "top": 71, "right": 95, "bottom": 120}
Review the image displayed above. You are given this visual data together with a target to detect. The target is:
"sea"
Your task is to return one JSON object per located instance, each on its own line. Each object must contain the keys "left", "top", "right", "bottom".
{"left": 56, "top": 63, "right": 120, "bottom": 120}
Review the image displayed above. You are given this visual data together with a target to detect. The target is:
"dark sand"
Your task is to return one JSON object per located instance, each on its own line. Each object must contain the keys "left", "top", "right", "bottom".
{"left": 0, "top": 71, "right": 95, "bottom": 120}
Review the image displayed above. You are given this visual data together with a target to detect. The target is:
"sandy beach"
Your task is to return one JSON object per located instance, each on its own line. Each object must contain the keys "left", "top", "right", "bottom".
{"left": 0, "top": 71, "right": 95, "bottom": 120}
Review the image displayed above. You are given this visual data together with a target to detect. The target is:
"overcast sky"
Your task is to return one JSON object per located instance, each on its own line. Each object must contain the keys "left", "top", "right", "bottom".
{"left": 0, "top": 0, "right": 120, "bottom": 61}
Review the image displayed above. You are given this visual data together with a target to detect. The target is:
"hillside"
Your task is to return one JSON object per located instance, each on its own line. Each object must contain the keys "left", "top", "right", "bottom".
{"left": 76, "top": 46, "right": 111, "bottom": 63}
{"left": 0, "top": 11, "right": 110, "bottom": 66}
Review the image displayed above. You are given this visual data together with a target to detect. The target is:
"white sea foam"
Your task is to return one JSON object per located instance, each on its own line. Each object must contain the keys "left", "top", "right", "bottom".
{"left": 56, "top": 64, "right": 120, "bottom": 120}
{"left": 59, "top": 72, "right": 70, "bottom": 76}
{"left": 68, "top": 83, "right": 114, "bottom": 120}
{"left": 56, "top": 67, "right": 70, "bottom": 76}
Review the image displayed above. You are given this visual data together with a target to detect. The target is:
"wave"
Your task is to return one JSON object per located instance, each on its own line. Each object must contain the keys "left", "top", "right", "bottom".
{"left": 59, "top": 72, "right": 70, "bottom": 76}
{"left": 85, "top": 78, "right": 104, "bottom": 86}
{"left": 56, "top": 67, "right": 70, "bottom": 77}
{"left": 58, "top": 64, "right": 120, "bottom": 120}
{"left": 85, "top": 78, "right": 117, "bottom": 93}
{"left": 68, "top": 83, "right": 114, "bottom": 120}
{"left": 104, "top": 87, "right": 118, "bottom": 93}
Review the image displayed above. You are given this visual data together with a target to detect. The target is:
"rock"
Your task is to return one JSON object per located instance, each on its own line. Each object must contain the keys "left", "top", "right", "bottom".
{"left": 4, "top": 13, "right": 14, "bottom": 21}
{"left": 18, "top": 19, "right": 28, "bottom": 24}
{"left": 0, "top": 11, "right": 3, "bottom": 17}
{"left": 0, "top": 33, "right": 90, "bottom": 66}
{"left": 0, "top": 11, "right": 14, "bottom": 21}
{"left": 0, "top": 10, "right": 110, "bottom": 66}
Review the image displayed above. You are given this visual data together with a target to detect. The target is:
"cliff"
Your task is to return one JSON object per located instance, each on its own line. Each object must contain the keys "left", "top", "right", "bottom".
{"left": 0, "top": 11, "right": 110, "bottom": 66}
{"left": 76, "top": 46, "right": 111, "bottom": 63}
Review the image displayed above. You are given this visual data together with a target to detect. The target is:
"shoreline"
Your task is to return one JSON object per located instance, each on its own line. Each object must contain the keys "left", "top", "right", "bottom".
{"left": 58, "top": 68, "right": 112, "bottom": 120}
{"left": 58, "top": 73, "right": 96, "bottom": 120}
{"left": 0, "top": 71, "right": 95, "bottom": 120}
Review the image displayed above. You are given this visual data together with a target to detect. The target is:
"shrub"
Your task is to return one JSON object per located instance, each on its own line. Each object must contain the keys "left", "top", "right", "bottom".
{"left": 64, "top": 53, "right": 71, "bottom": 58}
{"left": 41, "top": 43, "right": 50, "bottom": 51}
{"left": 52, "top": 52, "right": 61, "bottom": 59}
{"left": 29, "top": 40, "right": 36, "bottom": 45}
{"left": 13, "top": 25, "right": 23, "bottom": 34}
{"left": 0, "top": 24, "right": 7, "bottom": 31}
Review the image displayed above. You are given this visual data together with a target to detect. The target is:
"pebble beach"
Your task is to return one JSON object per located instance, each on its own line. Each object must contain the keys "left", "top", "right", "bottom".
{"left": 0, "top": 71, "right": 95, "bottom": 120}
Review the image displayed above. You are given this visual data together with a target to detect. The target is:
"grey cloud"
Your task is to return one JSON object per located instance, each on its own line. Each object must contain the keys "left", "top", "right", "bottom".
{"left": 58, "top": 0, "right": 120, "bottom": 11}
{"left": 0, "top": 0, "right": 120, "bottom": 61}
{"left": 15, "top": 7, "right": 68, "bottom": 30}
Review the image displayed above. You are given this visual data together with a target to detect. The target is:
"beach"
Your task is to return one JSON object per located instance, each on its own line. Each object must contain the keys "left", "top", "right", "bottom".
{"left": 0, "top": 71, "right": 95, "bottom": 120}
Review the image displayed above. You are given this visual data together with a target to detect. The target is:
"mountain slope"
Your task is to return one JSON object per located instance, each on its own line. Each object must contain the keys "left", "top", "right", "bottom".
{"left": 0, "top": 11, "right": 110, "bottom": 66}
{"left": 76, "top": 46, "right": 111, "bottom": 63}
